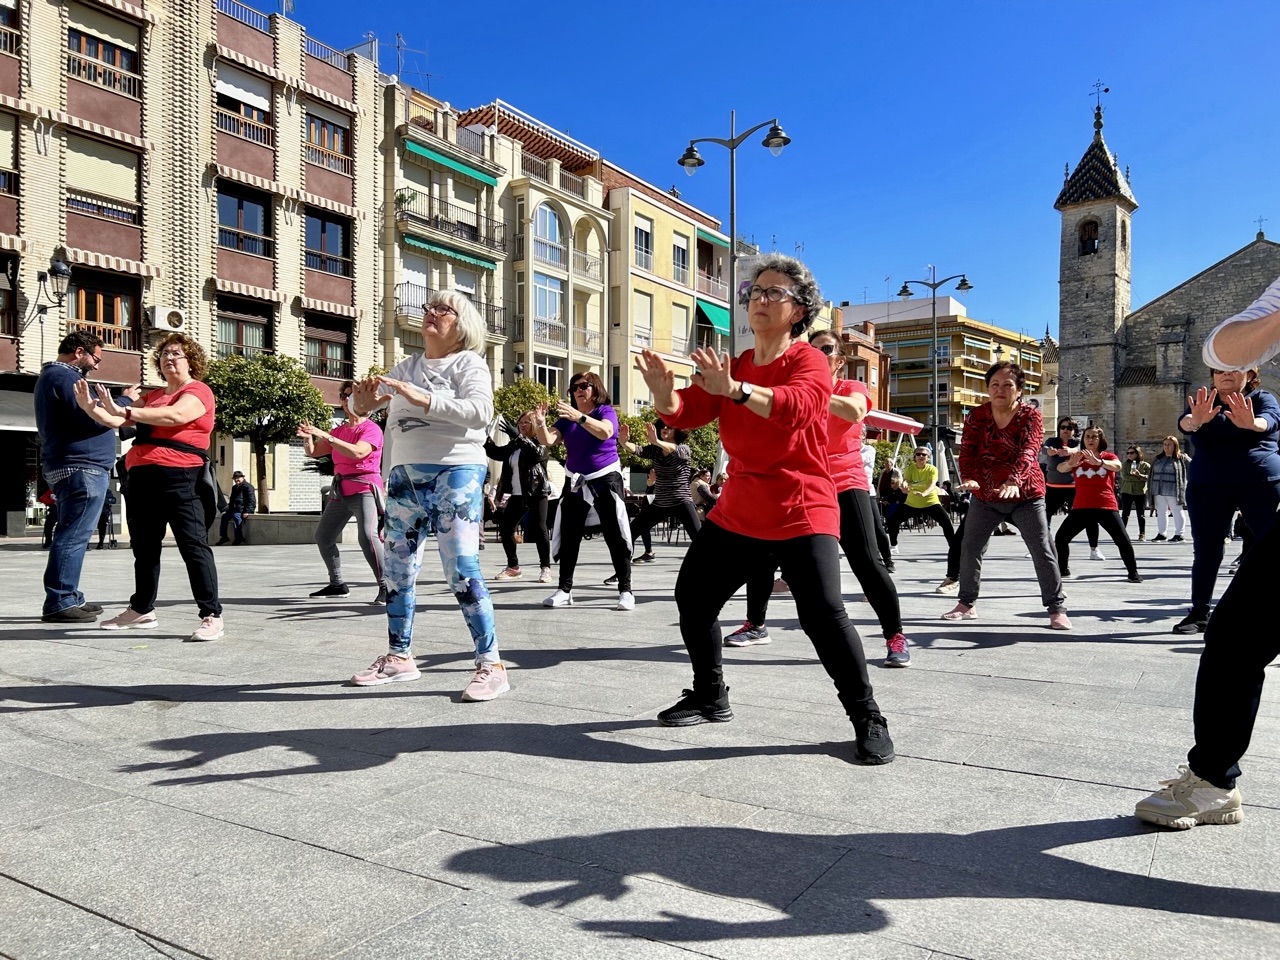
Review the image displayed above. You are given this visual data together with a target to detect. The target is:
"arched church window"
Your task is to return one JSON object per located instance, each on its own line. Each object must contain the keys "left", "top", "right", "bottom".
{"left": 1078, "top": 220, "right": 1099, "bottom": 256}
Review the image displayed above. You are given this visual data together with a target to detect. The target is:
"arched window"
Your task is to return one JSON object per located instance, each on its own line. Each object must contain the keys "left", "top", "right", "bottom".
{"left": 1078, "top": 220, "right": 1099, "bottom": 256}
{"left": 533, "top": 203, "right": 565, "bottom": 267}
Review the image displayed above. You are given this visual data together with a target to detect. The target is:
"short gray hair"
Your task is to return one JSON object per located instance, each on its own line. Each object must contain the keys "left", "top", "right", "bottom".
{"left": 749, "top": 253, "right": 823, "bottom": 338}
{"left": 428, "top": 290, "right": 486, "bottom": 356}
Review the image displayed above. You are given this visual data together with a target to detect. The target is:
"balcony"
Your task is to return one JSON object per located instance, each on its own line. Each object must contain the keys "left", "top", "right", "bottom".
{"left": 533, "top": 317, "right": 567, "bottom": 348}
{"left": 65, "top": 50, "right": 140, "bottom": 99}
{"left": 672, "top": 262, "right": 689, "bottom": 286}
{"left": 406, "top": 100, "right": 436, "bottom": 133}
{"left": 0, "top": 307, "right": 15, "bottom": 336}
{"left": 633, "top": 326, "right": 652, "bottom": 348}
{"left": 559, "top": 169, "right": 585, "bottom": 199}
{"left": 303, "top": 36, "right": 353, "bottom": 102}
{"left": 66, "top": 51, "right": 142, "bottom": 137}
{"left": 215, "top": 341, "right": 272, "bottom": 360}
{"left": 695, "top": 328, "right": 727, "bottom": 354}
{"left": 671, "top": 334, "right": 689, "bottom": 356}
{"left": 69, "top": 319, "right": 138, "bottom": 352}
{"left": 395, "top": 193, "right": 506, "bottom": 253}
{"left": 456, "top": 125, "right": 484, "bottom": 157}
{"left": 304, "top": 354, "right": 353, "bottom": 379}
{"left": 0, "top": 24, "right": 19, "bottom": 98}
{"left": 521, "top": 154, "right": 549, "bottom": 184}
{"left": 696, "top": 273, "right": 729, "bottom": 300}
{"left": 217, "top": 108, "right": 273, "bottom": 147}
{"left": 533, "top": 236, "right": 566, "bottom": 269}
{"left": 215, "top": 0, "right": 273, "bottom": 65}
{"left": 0, "top": 168, "right": 15, "bottom": 235}
{"left": 306, "top": 249, "right": 351, "bottom": 277}
{"left": 304, "top": 144, "right": 352, "bottom": 177}
{"left": 394, "top": 283, "right": 512, "bottom": 341}
{"left": 634, "top": 245, "right": 654, "bottom": 273}
{"left": 573, "top": 326, "right": 602, "bottom": 354}
{"left": 67, "top": 190, "right": 142, "bottom": 260}
{"left": 218, "top": 226, "right": 274, "bottom": 258}
{"left": 572, "top": 248, "right": 602, "bottom": 282}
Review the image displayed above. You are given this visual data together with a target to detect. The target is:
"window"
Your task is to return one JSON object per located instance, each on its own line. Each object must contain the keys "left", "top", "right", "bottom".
{"left": 305, "top": 209, "right": 351, "bottom": 276}
{"left": 533, "top": 272, "right": 562, "bottom": 321}
{"left": 216, "top": 64, "right": 272, "bottom": 145}
{"left": 216, "top": 295, "right": 272, "bottom": 359}
{"left": 305, "top": 104, "right": 352, "bottom": 175}
{"left": 217, "top": 183, "right": 272, "bottom": 256}
{"left": 633, "top": 290, "right": 652, "bottom": 346}
{"left": 610, "top": 365, "right": 620, "bottom": 405}
{"left": 67, "top": 268, "right": 140, "bottom": 350}
{"left": 533, "top": 353, "right": 561, "bottom": 397}
{"left": 934, "top": 342, "right": 950, "bottom": 361}
{"left": 672, "top": 233, "right": 689, "bottom": 284}
{"left": 303, "top": 312, "right": 351, "bottom": 378}
{"left": 533, "top": 203, "right": 565, "bottom": 267}
{"left": 1121, "top": 219, "right": 1128, "bottom": 251}
{"left": 634, "top": 215, "right": 653, "bottom": 271}
{"left": 1078, "top": 220, "right": 1099, "bottom": 256}
{"left": 65, "top": 134, "right": 139, "bottom": 222}
{"left": 453, "top": 268, "right": 478, "bottom": 301}
{"left": 0, "top": 2, "right": 17, "bottom": 54}
{"left": 671, "top": 303, "right": 689, "bottom": 354}
{"left": 66, "top": 6, "right": 140, "bottom": 97}
{"left": 0, "top": 255, "right": 14, "bottom": 336}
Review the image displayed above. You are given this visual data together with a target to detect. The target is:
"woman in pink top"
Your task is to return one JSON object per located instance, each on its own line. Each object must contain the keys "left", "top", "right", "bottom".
{"left": 298, "top": 380, "right": 386, "bottom": 603}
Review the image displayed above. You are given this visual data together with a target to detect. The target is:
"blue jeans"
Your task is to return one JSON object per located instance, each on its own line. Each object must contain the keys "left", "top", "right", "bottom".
{"left": 42, "top": 467, "right": 109, "bottom": 614}
{"left": 219, "top": 511, "right": 248, "bottom": 542}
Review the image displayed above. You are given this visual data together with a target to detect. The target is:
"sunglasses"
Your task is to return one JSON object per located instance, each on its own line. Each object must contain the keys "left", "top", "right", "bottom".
{"left": 571, "top": 383, "right": 593, "bottom": 393}
{"left": 914, "top": 453, "right": 928, "bottom": 458}
{"left": 816, "top": 343, "right": 838, "bottom": 356}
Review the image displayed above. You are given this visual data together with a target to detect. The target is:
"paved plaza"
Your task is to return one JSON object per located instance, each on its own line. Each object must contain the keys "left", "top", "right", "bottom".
{"left": 1, "top": 527, "right": 1278, "bottom": 959}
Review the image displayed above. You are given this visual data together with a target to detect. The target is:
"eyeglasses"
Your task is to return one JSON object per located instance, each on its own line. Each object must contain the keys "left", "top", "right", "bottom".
{"left": 83, "top": 351, "right": 102, "bottom": 367}
{"left": 1127, "top": 449, "right": 1137, "bottom": 454}
{"left": 160, "top": 349, "right": 187, "bottom": 360}
{"left": 744, "top": 285, "right": 797, "bottom": 303}
{"left": 1058, "top": 424, "right": 1075, "bottom": 431}
{"left": 816, "top": 343, "right": 838, "bottom": 356}
{"left": 425, "top": 303, "right": 457, "bottom": 317}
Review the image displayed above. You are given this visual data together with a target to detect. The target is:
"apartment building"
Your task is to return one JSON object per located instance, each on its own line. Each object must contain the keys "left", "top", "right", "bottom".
{"left": 600, "top": 162, "right": 730, "bottom": 413}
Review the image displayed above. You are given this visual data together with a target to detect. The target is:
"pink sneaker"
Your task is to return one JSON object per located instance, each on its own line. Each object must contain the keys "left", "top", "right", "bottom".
{"left": 461, "top": 663, "right": 510, "bottom": 702}
{"left": 941, "top": 604, "right": 976, "bottom": 621}
{"left": 351, "top": 654, "right": 421, "bottom": 686}
{"left": 100, "top": 608, "right": 158, "bottom": 630}
{"left": 188, "top": 615, "right": 224, "bottom": 642}
{"left": 494, "top": 567, "right": 522, "bottom": 580}
{"left": 1048, "top": 611, "right": 1073, "bottom": 630}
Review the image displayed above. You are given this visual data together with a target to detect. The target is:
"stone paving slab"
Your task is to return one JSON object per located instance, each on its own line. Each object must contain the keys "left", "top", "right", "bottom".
{"left": 1, "top": 532, "right": 1278, "bottom": 958}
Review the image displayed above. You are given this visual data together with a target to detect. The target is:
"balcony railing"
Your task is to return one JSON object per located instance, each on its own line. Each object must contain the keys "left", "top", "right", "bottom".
{"left": 304, "top": 354, "right": 353, "bottom": 379}
{"left": 396, "top": 193, "right": 506, "bottom": 252}
{"left": 305, "top": 249, "right": 352, "bottom": 276}
{"left": 69, "top": 319, "right": 137, "bottom": 351}
{"left": 406, "top": 99, "right": 435, "bottom": 132}
{"left": 695, "top": 329, "right": 727, "bottom": 354}
{"left": 0, "top": 168, "right": 17, "bottom": 197}
{"left": 696, "top": 273, "right": 729, "bottom": 300}
{"left": 67, "top": 190, "right": 141, "bottom": 225}
{"left": 66, "top": 50, "right": 141, "bottom": 99}
{"left": 634, "top": 245, "right": 653, "bottom": 272}
{"left": 572, "top": 248, "right": 602, "bottom": 282}
{"left": 559, "top": 169, "right": 585, "bottom": 198}
{"left": 394, "top": 283, "right": 513, "bottom": 340}
{"left": 215, "top": 341, "right": 272, "bottom": 360}
{"left": 672, "top": 262, "right": 689, "bottom": 285}
{"left": 305, "top": 35, "right": 348, "bottom": 70}
{"left": 217, "top": 0, "right": 270, "bottom": 31}
{"left": 217, "top": 108, "right": 274, "bottom": 147}
{"left": 456, "top": 125, "right": 484, "bottom": 157}
{"left": 533, "top": 317, "right": 567, "bottom": 347}
{"left": 305, "top": 143, "right": 352, "bottom": 176}
{"left": 533, "top": 236, "right": 566, "bottom": 269}
{"left": 573, "top": 326, "right": 602, "bottom": 354}
{"left": 521, "top": 154, "right": 549, "bottom": 183}
{"left": 633, "top": 326, "right": 652, "bottom": 348}
{"left": 0, "top": 24, "right": 20, "bottom": 58}
{"left": 218, "top": 225, "right": 274, "bottom": 258}
{"left": 671, "top": 335, "right": 689, "bottom": 357}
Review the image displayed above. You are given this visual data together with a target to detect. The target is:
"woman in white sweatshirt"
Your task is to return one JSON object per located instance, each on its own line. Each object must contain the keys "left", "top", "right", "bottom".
{"left": 347, "top": 291, "right": 508, "bottom": 702}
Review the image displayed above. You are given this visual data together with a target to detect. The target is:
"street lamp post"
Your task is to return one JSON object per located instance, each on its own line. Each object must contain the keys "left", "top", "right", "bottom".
{"left": 897, "top": 267, "right": 973, "bottom": 453}
{"left": 678, "top": 111, "right": 790, "bottom": 355}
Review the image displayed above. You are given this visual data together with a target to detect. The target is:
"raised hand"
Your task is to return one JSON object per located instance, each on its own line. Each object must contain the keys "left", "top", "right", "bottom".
{"left": 1223, "top": 391, "right": 1259, "bottom": 430}
{"left": 375, "top": 375, "right": 433, "bottom": 412}
{"left": 634, "top": 349, "right": 675, "bottom": 399}
{"left": 618, "top": 421, "right": 631, "bottom": 444}
{"left": 351, "top": 377, "right": 382, "bottom": 415}
{"left": 688, "top": 346, "right": 733, "bottom": 397}
{"left": 555, "top": 399, "right": 580, "bottom": 421}
{"left": 644, "top": 421, "right": 659, "bottom": 443}
{"left": 120, "top": 383, "right": 142, "bottom": 402}
{"left": 94, "top": 384, "right": 127, "bottom": 419}
{"left": 1186, "top": 386, "right": 1219, "bottom": 427}
{"left": 297, "top": 420, "right": 322, "bottom": 439}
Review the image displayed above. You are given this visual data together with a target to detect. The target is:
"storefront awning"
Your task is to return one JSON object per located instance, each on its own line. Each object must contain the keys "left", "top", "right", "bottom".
{"left": 696, "top": 228, "right": 730, "bottom": 249}
{"left": 0, "top": 388, "right": 36, "bottom": 432}
{"left": 695, "top": 299, "right": 731, "bottom": 336}
{"left": 402, "top": 235, "right": 497, "bottom": 271}
{"left": 403, "top": 140, "right": 498, "bottom": 187}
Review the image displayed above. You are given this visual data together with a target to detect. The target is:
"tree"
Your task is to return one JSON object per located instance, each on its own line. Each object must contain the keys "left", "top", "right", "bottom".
{"left": 493, "top": 378, "right": 555, "bottom": 425}
{"left": 616, "top": 407, "right": 720, "bottom": 473}
{"left": 205, "top": 353, "right": 332, "bottom": 512}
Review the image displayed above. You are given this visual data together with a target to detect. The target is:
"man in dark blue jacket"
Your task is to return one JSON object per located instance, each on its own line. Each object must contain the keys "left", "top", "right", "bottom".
{"left": 34, "top": 331, "right": 132, "bottom": 622}
{"left": 217, "top": 471, "right": 257, "bottom": 545}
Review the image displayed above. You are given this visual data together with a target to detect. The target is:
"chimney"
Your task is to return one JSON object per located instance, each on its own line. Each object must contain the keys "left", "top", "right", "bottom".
{"left": 863, "top": 320, "right": 875, "bottom": 341}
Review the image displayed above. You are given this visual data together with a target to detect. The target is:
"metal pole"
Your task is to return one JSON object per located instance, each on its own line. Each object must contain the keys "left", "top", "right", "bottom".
{"left": 727, "top": 109, "right": 737, "bottom": 357}
{"left": 931, "top": 274, "right": 939, "bottom": 453}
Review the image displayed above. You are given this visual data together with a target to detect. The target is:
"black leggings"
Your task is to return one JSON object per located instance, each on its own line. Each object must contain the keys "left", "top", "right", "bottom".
{"left": 499, "top": 494, "right": 549, "bottom": 568}
{"left": 869, "top": 496, "right": 892, "bottom": 565}
{"left": 631, "top": 500, "right": 700, "bottom": 550}
{"left": 1054, "top": 508, "right": 1137, "bottom": 576}
{"left": 674, "top": 520, "right": 879, "bottom": 721}
{"left": 1046, "top": 485, "right": 1099, "bottom": 547}
{"left": 1119, "top": 492, "right": 1146, "bottom": 537}
{"left": 742, "top": 489, "right": 901, "bottom": 639}
{"left": 555, "top": 474, "right": 632, "bottom": 593}
{"left": 887, "top": 503, "right": 957, "bottom": 550}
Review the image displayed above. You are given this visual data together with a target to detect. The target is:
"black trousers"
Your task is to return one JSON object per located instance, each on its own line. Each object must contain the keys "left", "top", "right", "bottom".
{"left": 631, "top": 499, "right": 700, "bottom": 549}
{"left": 741, "top": 489, "right": 901, "bottom": 639}
{"left": 1046, "top": 485, "right": 1099, "bottom": 548}
{"left": 1054, "top": 508, "right": 1137, "bottom": 576}
{"left": 1119, "top": 492, "right": 1146, "bottom": 537}
{"left": 1187, "top": 508, "right": 1280, "bottom": 789}
{"left": 887, "top": 503, "right": 957, "bottom": 550}
{"left": 125, "top": 465, "right": 222, "bottom": 618}
{"left": 674, "top": 520, "right": 880, "bottom": 722}
{"left": 869, "top": 495, "right": 892, "bottom": 565}
{"left": 556, "top": 474, "right": 632, "bottom": 592}
{"left": 499, "top": 494, "right": 549, "bottom": 568}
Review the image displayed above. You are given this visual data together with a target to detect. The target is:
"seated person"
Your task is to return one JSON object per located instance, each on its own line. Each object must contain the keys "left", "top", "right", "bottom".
{"left": 216, "top": 471, "right": 256, "bottom": 545}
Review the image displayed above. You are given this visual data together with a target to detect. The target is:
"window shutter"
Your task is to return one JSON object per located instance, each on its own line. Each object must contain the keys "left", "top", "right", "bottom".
{"left": 66, "top": 135, "right": 138, "bottom": 202}
{"left": 66, "top": 3, "right": 139, "bottom": 51}
{"left": 0, "top": 113, "right": 15, "bottom": 169}
{"left": 216, "top": 64, "right": 271, "bottom": 111}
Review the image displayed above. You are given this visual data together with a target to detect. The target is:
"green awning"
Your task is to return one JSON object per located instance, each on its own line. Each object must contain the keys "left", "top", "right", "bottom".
{"left": 403, "top": 140, "right": 498, "bottom": 187}
{"left": 696, "top": 228, "right": 730, "bottom": 249}
{"left": 403, "top": 235, "right": 497, "bottom": 270}
{"left": 696, "top": 299, "right": 731, "bottom": 335}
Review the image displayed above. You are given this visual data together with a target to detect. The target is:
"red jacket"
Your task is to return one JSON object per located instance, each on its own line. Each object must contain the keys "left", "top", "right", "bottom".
{"left": 959, "top": 401, "right": 1046, "bottom": 502}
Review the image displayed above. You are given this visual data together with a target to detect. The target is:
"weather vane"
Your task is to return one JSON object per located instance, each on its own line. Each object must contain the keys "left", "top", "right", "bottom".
{"left": 1256, "top": 215, "right": 1269, "bottom": 235}
{"left": 1091, "top": 80, "right": 1110, "bottom": 108}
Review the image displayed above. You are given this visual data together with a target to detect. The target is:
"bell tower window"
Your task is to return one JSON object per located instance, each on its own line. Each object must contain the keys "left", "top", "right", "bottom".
{"left": 1078, "top": 220, "right": 1099, "bottom": 256}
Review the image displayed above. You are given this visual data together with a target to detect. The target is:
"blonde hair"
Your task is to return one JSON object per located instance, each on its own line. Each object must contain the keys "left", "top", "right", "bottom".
{"left": 1161, "top": 435, "right": 1183, "bottom": 459}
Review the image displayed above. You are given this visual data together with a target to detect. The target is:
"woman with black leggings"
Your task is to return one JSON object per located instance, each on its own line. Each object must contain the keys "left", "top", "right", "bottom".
{"left": 1053, "top": 425, "right": 1141, "bottom": 582}
{"left": 485, "top": 411, "right": 552, "bottom": 584}
{"left": 723, "top": 328, "right": 910, "bottom": 667}
{"left": 887, "top": 446, "right": 957, "bottom": 557}
{"left": 618, "top": 420, "right": 700, "bottom": 553}
{"left": 634, "top": 253, "right": 894, "bottom": 764}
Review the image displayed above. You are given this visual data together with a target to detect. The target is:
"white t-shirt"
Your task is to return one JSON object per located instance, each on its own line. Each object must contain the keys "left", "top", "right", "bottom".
{"left": 861, "top": 443, "right": 877, "bottom": 495}
{"left": 382, "top": 351, "right": 493, "bottom": 470}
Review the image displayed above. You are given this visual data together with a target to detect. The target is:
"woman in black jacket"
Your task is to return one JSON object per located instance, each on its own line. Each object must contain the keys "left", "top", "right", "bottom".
{"left": 484, "top": 412, "right": 552, "bottom": 583}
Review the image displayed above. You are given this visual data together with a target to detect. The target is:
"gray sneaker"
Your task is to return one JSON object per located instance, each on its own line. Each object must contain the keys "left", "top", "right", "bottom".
{"left": 724, "top": 621, "right": 770, "bottom": 646}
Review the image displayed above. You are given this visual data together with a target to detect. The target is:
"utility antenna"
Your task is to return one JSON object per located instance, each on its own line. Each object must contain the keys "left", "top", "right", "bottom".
{"left": 794, "top": 241, "right": 804, "bottom": 255}
{"left": 770, "top": 233, "right": 778, "bottom": 250}
{"left": 393, "top": 33, "right": 440, "bottom": 92}
{"left": 861, "top": 285, "right": 868, "bottom": 304}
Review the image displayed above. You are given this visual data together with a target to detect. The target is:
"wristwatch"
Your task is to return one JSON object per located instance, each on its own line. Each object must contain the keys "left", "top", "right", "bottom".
{"left": 732, "top": 382, "right": 754, "bottom": 405}
{"left": 578, "top": 414, "right": 588, "bottom": 425}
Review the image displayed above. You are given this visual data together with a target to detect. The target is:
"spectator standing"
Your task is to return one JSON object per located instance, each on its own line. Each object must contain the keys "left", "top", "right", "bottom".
{"left": 484, "top": 412, "right": 553, "bottom": 584}
{"left": 618, "top": 420, "right": 700, "bottom": 559}
{"left": 216, "top": 470, "right": 256, "bottom": 545}
{"left": 1118, "top": 444, "right": 1151, "bottom": 540}
{"left": 1149, "top": 437, "right": 1190, "bottom": 541}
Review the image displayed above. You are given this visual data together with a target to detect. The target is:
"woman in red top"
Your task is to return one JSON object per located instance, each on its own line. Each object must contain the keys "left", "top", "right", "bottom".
{"left": 1053, "top": 425, "right": 1141, "bottom": 582}
{"left": 724, "top": 327, "right": 911, "bottom": 668}
{"left": 947, "top": 361, "right": 1070, "bottom": 629}
{"left": 73, "top": 333, "right": 224, "bottom": 641}
{"left": 635, "top": 254, "right": 893, "bottom": 764}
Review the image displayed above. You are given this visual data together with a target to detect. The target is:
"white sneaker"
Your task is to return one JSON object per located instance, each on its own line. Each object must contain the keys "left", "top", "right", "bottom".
{"left": 188, "top": 615, "right": 224, "bottom": 642}
{"left": 935, "top": 578, "right": 959, "bottom": 595}
{"left": 1089, "top": 547, "right": 1107, "bottom": 561}
{"left": 613, "top": 591, "right": 636, "bottom": 611}
{"left": 1023, "top": 551, "right": 1033, "bottom": 559}
{"left": 1135, "top": 765, "right": 1243, "bottom": 829}
{"left": 536, "top": 566, "right": 553, "bottom": 584}
{"left": 542, "top": 590, "right": 572, "bottom": 608}
{"left": 891, "top": 545, "right": 901, "bottom": 557}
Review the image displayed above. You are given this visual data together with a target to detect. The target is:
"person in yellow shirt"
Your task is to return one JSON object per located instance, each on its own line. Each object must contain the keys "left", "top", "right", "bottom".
{"left": 886, "top": 447, "right": 958, "bottom": 557}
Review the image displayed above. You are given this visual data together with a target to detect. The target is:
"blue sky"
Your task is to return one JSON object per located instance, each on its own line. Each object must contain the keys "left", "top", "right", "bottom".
{"left": 295, "top": 0, "right": 1280, "bottom": 341}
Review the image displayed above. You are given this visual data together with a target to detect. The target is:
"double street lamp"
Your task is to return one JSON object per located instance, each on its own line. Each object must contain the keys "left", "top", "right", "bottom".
{"left": 678, "top": 111, "right": 790, "bottom": 354}
{"left": 897, "top": 267, "right": 973, "bottom": 453}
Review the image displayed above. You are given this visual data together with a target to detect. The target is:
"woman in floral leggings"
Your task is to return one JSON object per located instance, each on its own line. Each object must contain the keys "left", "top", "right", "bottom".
{"left": 348, "top": 291, "right": 508, "bottom": 702}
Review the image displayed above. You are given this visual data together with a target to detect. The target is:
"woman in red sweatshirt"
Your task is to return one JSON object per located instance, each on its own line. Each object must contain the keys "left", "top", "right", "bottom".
{"left": 634, "top": 253, "right": 893, "bottom": 765}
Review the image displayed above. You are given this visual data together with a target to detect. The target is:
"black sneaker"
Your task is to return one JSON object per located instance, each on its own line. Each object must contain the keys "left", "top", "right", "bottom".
{"left": 636, "top": 552, "right": 656, "bottom": 563}
{"left": 1127, "top": 572, "right": 1144, "bottom": 583}
{"left": 373, "top": 585, "right": 387, "bottom": 604}
{"left": 41, "top": 605, "right": 100, "bottom": 623}
{"left": 1172, "top": 611, "right": 1207, "bottom": 635}
{"left": 603, "top": 573, "right": 619, "bottom": 585}
{"left": 1170, "top": 535, "right": 1185, "bottom": 542}
{"left": 309, "top": 583, "right": 350, "bottom": 598}
{"left": 1151, "top": 534, "right": 1167, "bottom": 542}
{"left": 215, "top": 538, "right": 230, "bottom": 546}
{"left": 657, "top": 686, "right": 732, "bottom": 726}
{"left": 853, "top": 713, "right": 896, "bottom": 764}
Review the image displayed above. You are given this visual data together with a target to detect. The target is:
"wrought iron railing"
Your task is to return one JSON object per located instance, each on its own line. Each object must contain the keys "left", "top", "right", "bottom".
{"left": 572, "top": 248, "right": 602, "bottom": 281}
{"left": 573, "top": 326, "right": 601, "bottom": 354}
{"left": 304, "top": 143, "right": 352, "bottom": 176}
{"left": 304, "top": 36, "right": 348, "bottom": 70}
{"left": 395, "top": 193, "right": 506, "bottom": 252}
{"left": 218, "top": 225, "right": 274, "bottom": 257}
{"left": 305, "top": 249, "right": 352, "bottom": 276}
{"left": 215, "top": 341, "right": 272, "bottom": 360}
{"left": 521, "top": 154, "right": 549, "bottom": 183}
{"left": 65, "top": 50, "right": 141, "bottom": 99}
{"left": 406, "top": 99, "right": 435, "bottom": 132}
{"left": 216, "top": 108, "right": 274, "bottom": 147}
{"left": 304, "top": 353, "right": 353, "bottom": 379}
{"left": 456, "top": 125, "right": 484, "bottom": 156}
{"left": 533, "top": 317, "right": 566, "bottom": 347}
{"left": 559, "top": 169, "right": 585, "bottom": 198}
{"left": 394, "top": 283, "right": 511, "bottom": 340}
{"left": 67, "top": 190, "right": 141, "bottom": 225}
{"left": 216, "top": 0, "right": 270, "bottom": 31}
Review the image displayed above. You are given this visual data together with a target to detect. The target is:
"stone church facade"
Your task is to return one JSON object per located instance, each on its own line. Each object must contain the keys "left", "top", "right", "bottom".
{"left": 1055, "top": 106, "right": 1280, "bottom": 453}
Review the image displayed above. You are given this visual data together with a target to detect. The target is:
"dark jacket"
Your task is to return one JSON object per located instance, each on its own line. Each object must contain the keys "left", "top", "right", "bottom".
{"left": 1181, "top": 387, "right": 1280, "bottom": 485}
{"left": 227, "top": 480, "right": 257, "bottom": 514}
{"left": 34, "top": 362, "right": 118, "bottom": 472}
{"left": 484, "top": 434, "right": 550, "bottom": 500}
